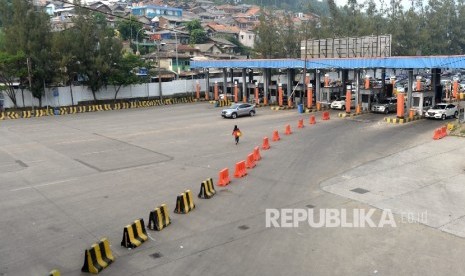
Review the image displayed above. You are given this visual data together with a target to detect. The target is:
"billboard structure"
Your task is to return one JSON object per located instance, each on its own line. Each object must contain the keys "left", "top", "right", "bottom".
{"left": 301, "top": 35, "right": 392, "bottom": 58}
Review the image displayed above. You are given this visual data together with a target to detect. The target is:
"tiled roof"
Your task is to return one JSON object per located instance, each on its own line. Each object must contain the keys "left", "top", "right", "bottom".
{"left": 206, "top": 22, "right": 240, "bottom": 34}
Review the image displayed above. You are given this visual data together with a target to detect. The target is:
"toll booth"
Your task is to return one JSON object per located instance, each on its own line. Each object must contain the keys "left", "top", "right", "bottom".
{"left": 411, "top": 91, "right": 435, "bottom": 116}
{"left": 268, "top": 82, "right": 288, "bottom": 105}
{"left": 360, "top": 88, "right": 384, "bottom": 111}
{"left": 320, "top": 86, "right": 343, "bottom": 107}
{"left": 246, "top": 82, "right": 257, "bottom": 103}
{"left": 292, "top": 81, "right": 305, "bottom": 104}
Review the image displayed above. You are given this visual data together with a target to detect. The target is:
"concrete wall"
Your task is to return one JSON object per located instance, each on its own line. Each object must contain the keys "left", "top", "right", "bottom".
{"left": 1, "top": 78, "right": 227, "bottom": 109}
{"left": 0, "top": 74, "right": 296, "bottom": 109}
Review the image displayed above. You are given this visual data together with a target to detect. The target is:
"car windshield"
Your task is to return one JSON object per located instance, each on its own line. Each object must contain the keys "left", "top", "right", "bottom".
{"left": 432, "top": 105, "right": 446, "bottom": 109}
{"left": 229, "top": 104, "right": 240, "bottom": 109}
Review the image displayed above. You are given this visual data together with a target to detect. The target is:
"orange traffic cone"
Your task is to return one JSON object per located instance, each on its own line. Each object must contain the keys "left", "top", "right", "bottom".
{"left": 297, "top": 119, "right": 304, "bottom": 128}
{"left": 322, "top": 111, "right": 330, "bottom": 120}
{"left": 309, "top": 115, "right": 316, "bottom": 125}
{"left": 272, "top": 130, "right": 280, "bottom": 141}
{"left": 262, "top": 137, "right": 270, "bottom": 150}
{"left": 253, "top": 146, "right": 261, "bottom": 161}
{"left": 285, "top": 124, "right": 292, "bottom": 135}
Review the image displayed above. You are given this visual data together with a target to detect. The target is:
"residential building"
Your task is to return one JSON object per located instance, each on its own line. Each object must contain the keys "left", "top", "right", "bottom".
{"left": 238, "top": 30, "right": 255, "bottom": 49}
{"left": 131, "top": 5, "right": 182, "bottom": 19}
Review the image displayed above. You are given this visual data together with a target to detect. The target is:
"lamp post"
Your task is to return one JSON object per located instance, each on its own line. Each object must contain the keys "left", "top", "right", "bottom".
{"left": 136, "top": 28, "right": 145, "bottom": 55}
{"left": 155, "top": 40, "right": 165, "bottom": 100}
{"left": 302, "top": 20, "right": 308, "bottom": 107}
{"left": 174, "top": 31, "right": 179, "bottom": 78}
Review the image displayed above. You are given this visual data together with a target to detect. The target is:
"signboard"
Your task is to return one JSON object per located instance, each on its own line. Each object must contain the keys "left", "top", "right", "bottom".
{"left": 301, "top": 35, "right": 392, "bottom": 58}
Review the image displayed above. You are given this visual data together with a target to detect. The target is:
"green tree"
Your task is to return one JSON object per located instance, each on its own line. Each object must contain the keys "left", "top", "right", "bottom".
{"left": 108, "top": 53, "right": 145, "bottom": 102}
{"left": 254, "top": 12, "right": 282, "bottom": 58}
{"left": 116, "top": 16, "right": 143, "bottom": 42}
{"left": 71, "top": 8, "right": 123, "bottom": 102}
{"left": 52, "top": 28, "right": 82, "bottom": 105}
{"left": 1, "top": 0, "right": 54, "bottom": 106}
{"left": 281, "top": 14, "right": 300, "bottom": 58}
{"left": 185, "top": 19, "right": 208, "bottom": 44}
{"left": 0, "top": 51, "right": 26, "bottom": 107}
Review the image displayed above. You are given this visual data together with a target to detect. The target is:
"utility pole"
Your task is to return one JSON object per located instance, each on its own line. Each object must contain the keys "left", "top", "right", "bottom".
{"left": 174, "top": 31, "right": 179, "bottom": 78}
{"left": 157, "top": 41, "right": 163, "bottom": 101}
{"left": 302, "top": 21, "right": 308, "bottom": 107}
{"left": 27, "top": 57, "right": 34, "bottom": 114}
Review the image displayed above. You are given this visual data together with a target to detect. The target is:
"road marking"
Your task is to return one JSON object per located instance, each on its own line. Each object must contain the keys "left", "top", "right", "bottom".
{"left": 55, "top": 138, "right": 98, "bottom": 145}
{"left": 10, "top": 178, "right": 77, "bottom": 192}
{"left": 81, "top": 149, "right": 118, "bottom": 156}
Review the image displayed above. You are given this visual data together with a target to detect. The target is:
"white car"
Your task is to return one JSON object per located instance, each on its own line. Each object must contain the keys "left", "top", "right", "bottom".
{"left": 330, "top": 96, "right": 355, "bottom": 110}
{"left": 425, "top": 103, "right": 458, "bottom": 120}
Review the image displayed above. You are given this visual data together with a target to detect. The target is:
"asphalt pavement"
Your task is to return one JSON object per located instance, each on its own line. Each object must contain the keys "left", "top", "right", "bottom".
{"left": 0, "top": 103, "right": 464, "bottom": 276}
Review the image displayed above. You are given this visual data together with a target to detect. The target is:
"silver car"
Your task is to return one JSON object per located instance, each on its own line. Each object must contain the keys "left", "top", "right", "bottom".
{"left": 371, "top": 97, "right": 397, "bottom": 114}
{"left": 221, "top": 103, "right": 256, "bottom": 119}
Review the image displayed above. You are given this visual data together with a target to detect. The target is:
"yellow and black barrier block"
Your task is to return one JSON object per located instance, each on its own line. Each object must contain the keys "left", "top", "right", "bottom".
{"left": 338, "top": 112, "right": 357, "bottom": 118}
{"left": 120, "top": 218, "right": 148, "bottom": 249}
{"left": 49, "top": 269, "right": 60, "bottom": 276}
{"left": 81, "top": 238, "right": 115, "bottom": 274}
{"left": 97, "top": 105, "right": 103, "bottom": 111}
{"left": 59, "top": 107, "right": 68, "bottom": 115}
{"left": 21, "top": 110, "right": 32, "bottom": 118}
{"left": 0, "top": 112, "right": 5, "bottom": 120}
{"left": 114, "top": 103, "right": 121, "bottom": 110}
{"left": 45, "top": 108, "right": 54, "bottom": 116}
{"left": 7, "top": 111, "right": 20, "bottom": 119}
{"left": 384, "top": 116, "right": 421, "bottom": 124}
{"left": 130, "top": 102, "right": 136, "bottom": 108}
{"left": 77, "top": 106, "right": 85, "bottom": 113}
{"left": 104, "top": 104, "right": 112, "bottom": 111}
{"left": 217, "top": 100, "right": 231, "bottom": 107}
{"left": 69, "top": 106, "right": 77, "bottom": 114}
{"left": 34, "top": 110, "right": 43, "bottom": 117}
{"left": 174, "top": 189, "right": 195, "bottom": 214}
{"left": 198, "top": 178, "right": 216, "bottom": 199}
{"left": 148, "top": 204, "right": 171, "bottom": 231}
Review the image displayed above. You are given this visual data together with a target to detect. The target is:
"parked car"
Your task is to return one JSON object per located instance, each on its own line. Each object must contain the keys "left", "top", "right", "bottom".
{"left": 371, "top": 97, "right": 397, "bottom": 114}
{"left": 221, "top": 103, "right": 256, "bottom": 119}
{"left": 330, "top": 95, "right": 355, "bottom": 110}
{"left": 425, "top": 103, "right": 458, "bottom": 120}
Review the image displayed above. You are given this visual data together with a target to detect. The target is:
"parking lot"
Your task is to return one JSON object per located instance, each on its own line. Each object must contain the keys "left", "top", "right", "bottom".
{"left": 1, "top": 102, "right": 465, "bottom": 275}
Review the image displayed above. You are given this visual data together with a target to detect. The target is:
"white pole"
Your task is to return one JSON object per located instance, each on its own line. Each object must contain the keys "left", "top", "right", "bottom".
{"left": 175, "top": 31, "right": 179, "bottom": 78}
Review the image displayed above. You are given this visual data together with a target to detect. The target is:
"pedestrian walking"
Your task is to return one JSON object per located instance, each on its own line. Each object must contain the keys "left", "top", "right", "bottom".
{"left": 232, "top": 125, "right": 241, "bottom": 145}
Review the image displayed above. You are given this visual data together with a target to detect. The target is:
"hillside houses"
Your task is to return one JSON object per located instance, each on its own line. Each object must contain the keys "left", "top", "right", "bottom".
{"left": 36, "top": 0, "right": 318, "bottom": 76}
